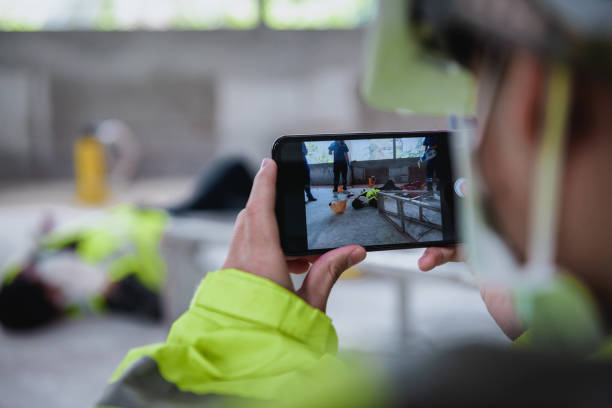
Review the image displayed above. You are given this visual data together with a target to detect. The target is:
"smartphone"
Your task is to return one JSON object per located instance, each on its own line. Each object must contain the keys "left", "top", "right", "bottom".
{"left": 272, "top": 132, "right": 458, "bottom": 256}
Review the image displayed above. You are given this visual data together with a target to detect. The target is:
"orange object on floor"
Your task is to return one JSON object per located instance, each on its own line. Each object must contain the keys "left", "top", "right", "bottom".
{"left": 368, "top": 177, "right": 373, "bottom": 188}
{"left": 329, "top": 199, "right": 348, "bottom": 214}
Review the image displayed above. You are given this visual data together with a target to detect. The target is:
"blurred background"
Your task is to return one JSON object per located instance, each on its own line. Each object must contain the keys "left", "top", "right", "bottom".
{"left": 0, "top": 1, "right": 508, "bottom": 407}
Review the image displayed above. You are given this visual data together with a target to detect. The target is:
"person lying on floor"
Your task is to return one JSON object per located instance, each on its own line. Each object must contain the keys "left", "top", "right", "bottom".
{"left": 0, "top": 206, "right": 166, "bottom": 329}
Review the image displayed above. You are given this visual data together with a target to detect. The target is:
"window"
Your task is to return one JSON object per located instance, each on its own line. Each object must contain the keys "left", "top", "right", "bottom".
{"left": 305, "top": 137, "right": 425, "bottom": 164}
{"left": 263, "top": 0, "right": 376, "bottom": 30}
{"left": 396, "top": 137, "right": 425, "bottom": 159}
{"left": 350, "top": 138, "right": 393, "bottom": 161}
{"left": 0, "top": 0, "right": 258, "bottom": 31}
{"left": 0, "top": 0, "right": 376, "bottom": 31}
{"left": 304, "top": 141, "right": 333, "bottom": 164}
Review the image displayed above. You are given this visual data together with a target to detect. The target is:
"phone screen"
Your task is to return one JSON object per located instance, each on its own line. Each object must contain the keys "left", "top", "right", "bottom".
{"left": 273, "top": 132, "right": 457, "bottom": 255}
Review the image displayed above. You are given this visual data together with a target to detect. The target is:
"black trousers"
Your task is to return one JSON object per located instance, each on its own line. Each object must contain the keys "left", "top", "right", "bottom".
{"left": 304, "top": 160, "right": 314, "bottom": 198}
{"left": 167, "top": 158, "right": 253, "bottom": 214}
{"left": 333, "top": 162, "right": 348, "bottom": 191}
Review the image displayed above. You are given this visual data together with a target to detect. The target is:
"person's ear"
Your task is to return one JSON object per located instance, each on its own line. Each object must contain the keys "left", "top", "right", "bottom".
{"left": 503, "top": 50, "right": 546, "bottom": 147}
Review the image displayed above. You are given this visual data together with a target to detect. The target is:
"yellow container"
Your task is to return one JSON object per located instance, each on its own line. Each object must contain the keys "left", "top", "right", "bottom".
{"left": 74, "top": 136, "right": 108, "bottom": 204}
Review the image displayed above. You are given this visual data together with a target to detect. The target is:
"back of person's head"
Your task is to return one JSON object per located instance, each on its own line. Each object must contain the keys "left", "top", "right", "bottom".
{"left": 358, "top": 0, "right": 612, "bottom": 341}
{"left": 465, "top": 25, "right": 612, "bottom": 297}
{"left": 0, "top": 275, "right": 61, "bottom": 330}
{"left": 399, "top": 0, "right": 612, "bottom": 306}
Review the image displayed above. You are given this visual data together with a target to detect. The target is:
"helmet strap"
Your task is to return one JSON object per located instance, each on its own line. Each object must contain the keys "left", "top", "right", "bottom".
{"left": 526, "top": 63, "right": 571, "bottom": 278}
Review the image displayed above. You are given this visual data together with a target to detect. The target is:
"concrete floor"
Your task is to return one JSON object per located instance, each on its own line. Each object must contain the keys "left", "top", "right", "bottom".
{"left": 0, "top": 316, "right": 167, "bottom": 408}
{"left": 306, "top": 187, "right": 441, "bottom": 249}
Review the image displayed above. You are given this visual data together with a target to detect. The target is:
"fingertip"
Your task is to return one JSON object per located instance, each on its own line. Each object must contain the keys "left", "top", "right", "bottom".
{"left": 418, "top": 253, "right": 434, "bottom": 271}
{"left": 248, "top": 158, "right": 278, "bottom": 213}
{"left": 254, "top": 159, "right": 276, "bottom": 185}
{"left": 316, "top": 245, "right": 365, "bottom": 269}
{"left": 349, "top": 246, "right": 366, "bottom": 265}
{"left": 258, "top": 158, "right": 277, "bottom": 174}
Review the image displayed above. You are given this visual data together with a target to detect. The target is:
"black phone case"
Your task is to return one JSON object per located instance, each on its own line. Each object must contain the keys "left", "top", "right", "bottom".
{"left": 272, "top": 132, "right": 458, "bottom": 256}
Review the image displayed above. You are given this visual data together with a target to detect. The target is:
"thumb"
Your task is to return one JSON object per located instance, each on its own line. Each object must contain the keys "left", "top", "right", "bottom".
{"left": 297, "top": 245, "right": 366, "bottom": 312}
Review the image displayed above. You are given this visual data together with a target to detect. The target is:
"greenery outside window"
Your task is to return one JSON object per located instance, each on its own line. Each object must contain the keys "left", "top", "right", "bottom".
{"left": 0, "top": 0, "right": 376, "bottom": 31}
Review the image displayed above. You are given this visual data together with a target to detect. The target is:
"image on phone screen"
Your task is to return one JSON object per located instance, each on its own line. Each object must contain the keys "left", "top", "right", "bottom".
{"left": 273, "top": 132, "right": 457, "bottom": 255}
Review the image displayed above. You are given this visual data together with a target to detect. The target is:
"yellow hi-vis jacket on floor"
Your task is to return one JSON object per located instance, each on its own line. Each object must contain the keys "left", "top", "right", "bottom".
{"left": 96, "top": 268, "right": 379, "bottom": 408}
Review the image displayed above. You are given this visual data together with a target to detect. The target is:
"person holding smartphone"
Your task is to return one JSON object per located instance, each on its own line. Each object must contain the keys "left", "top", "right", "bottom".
{"left": 97, "top": 1, "right": 612, "bottom": 407}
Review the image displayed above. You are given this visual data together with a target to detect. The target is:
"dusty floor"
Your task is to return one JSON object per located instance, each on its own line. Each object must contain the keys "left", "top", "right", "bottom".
{"left": 306, "top": 187, "right": 442, "bottom": 249}
{"left": 0, "top": 316, "right": 166, "bottom": 408}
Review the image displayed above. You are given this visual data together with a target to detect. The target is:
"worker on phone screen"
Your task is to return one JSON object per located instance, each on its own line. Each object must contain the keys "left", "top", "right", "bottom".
{"left": 328, "top": 140, "right": 350, "bottom": 193}
{"left": 302, "top": 142, "right": 317, "bottom": 203}
{"left": 97, "top": 1, "right": 612, "bottom": 406}
{"left": 422, "top": 134, "right": 438, "bottom": 191}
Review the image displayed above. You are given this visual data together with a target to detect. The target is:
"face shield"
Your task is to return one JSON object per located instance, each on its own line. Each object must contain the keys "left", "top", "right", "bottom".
{"left": 361, "top": 0, "right": 475, "bottom": 116}
{"left": 363, "top": 0, "right": 605, "bottom": 350}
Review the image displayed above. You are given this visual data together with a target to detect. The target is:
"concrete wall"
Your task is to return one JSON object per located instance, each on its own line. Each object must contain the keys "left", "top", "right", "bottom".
{"left": 309, "top": 157, "right": 423, "bottom": 186}
{"left": 0, "top": 30, "right": 446, "bottom": 180}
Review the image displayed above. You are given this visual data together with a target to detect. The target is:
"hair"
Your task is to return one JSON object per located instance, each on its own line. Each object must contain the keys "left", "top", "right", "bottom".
{"left": 0, "top": 275, "right": 62, "bottom": 330}
{"left": 105, "top": 275, "right": 162, "bottom": 321}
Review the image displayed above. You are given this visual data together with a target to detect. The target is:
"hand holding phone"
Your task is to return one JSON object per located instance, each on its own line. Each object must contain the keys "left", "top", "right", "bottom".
{"left": 222, "top": 158, "right": 366, "bottom": 312}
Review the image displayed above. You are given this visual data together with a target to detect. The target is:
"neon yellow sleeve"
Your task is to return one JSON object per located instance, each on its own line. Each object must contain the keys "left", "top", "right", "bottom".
{"left": 104, "top": 269, "right": 345, "bottom": 404}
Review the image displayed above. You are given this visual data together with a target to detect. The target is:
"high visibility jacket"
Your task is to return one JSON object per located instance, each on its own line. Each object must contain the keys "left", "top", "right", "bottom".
{"left": 41, "top": 205, "right": 167, "bottom": 292}
{"left": 96, "top": 268, "right": 381, "bottom": 407}
{"left": 97, "top": 269, "right": 612, "bottom": 408}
